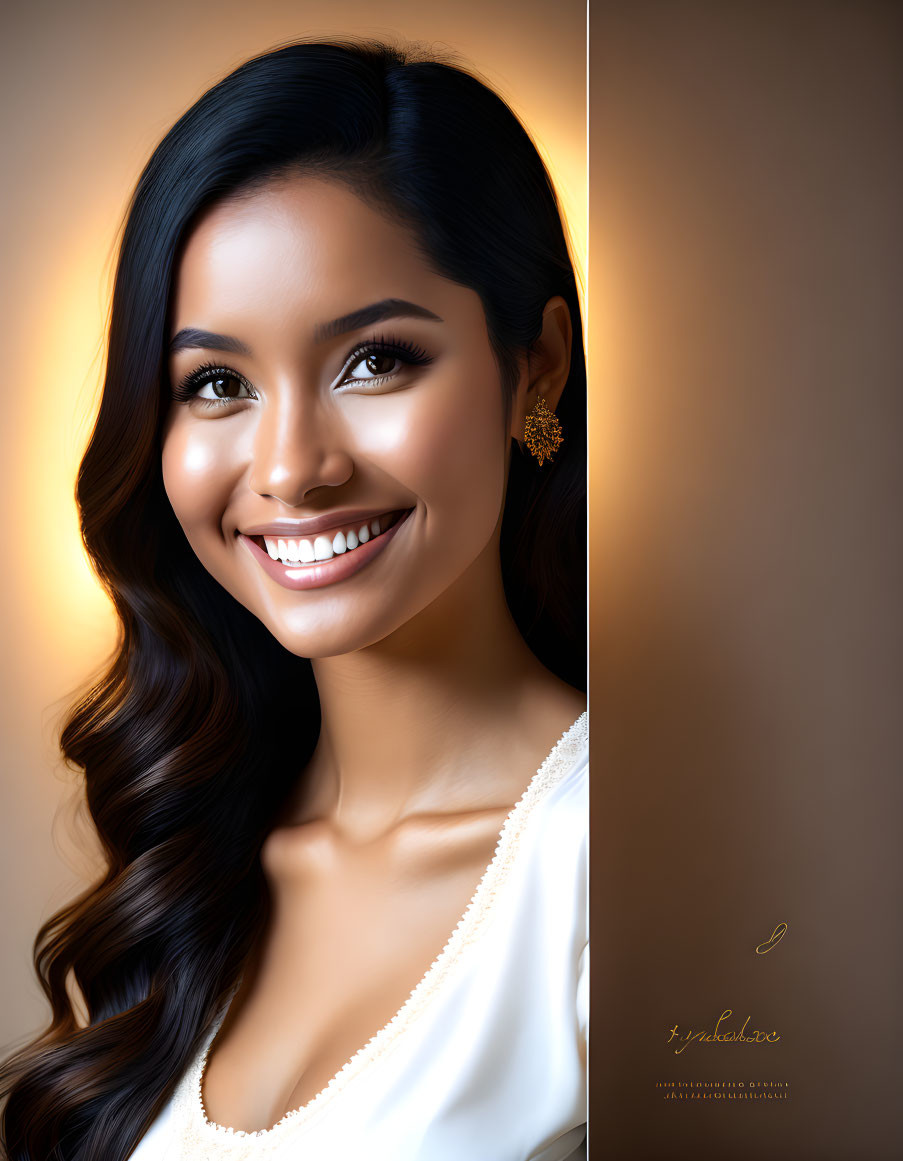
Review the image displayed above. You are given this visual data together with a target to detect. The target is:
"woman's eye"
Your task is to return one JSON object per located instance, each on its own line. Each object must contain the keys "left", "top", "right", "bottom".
{"left": 171, "top": 365, "right": 255, "bottom": 409}
{"left": 194, "top": 371, "right": 253, "bottom": 401}
{"left": 339, "top": 337, "right": 434, "bottom": 386}
{"left": 344, "top": 352, "right": 402, "bottom": 383}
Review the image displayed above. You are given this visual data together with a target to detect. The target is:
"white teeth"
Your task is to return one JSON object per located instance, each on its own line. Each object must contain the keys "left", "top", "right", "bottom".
{"left": 260, "top": 512, "right": 399, "bottom": 565}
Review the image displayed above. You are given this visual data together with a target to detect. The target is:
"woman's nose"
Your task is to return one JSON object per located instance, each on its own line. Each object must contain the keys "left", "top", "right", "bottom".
{"left": 247, "top": 391, "right": 353, "bottom": 505}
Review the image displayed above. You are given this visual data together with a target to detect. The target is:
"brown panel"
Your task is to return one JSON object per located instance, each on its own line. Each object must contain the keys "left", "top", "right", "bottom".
{"left": 588, "top": 2, "right": 903, "bottom": 1158}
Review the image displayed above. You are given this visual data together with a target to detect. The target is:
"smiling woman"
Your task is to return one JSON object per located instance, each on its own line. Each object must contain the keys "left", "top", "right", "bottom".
{"left": 161, "top": 177, "right": 541, "bottom": 649}
{"left": 0, "top": 38, "right": 587, "bottom": 1161}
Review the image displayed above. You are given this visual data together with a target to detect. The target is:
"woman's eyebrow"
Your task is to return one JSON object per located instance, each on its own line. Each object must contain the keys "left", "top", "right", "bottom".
{"left": 314, "top": 298, "right": 443, "bottom": 341}
{"left": 169, "top": 299, "right": 443, "bottom": 356}
{"left": 169, "top": 328, "right": 252, "bottom": 356}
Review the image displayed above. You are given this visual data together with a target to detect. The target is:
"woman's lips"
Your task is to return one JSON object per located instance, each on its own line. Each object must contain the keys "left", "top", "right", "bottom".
{"left": 237, "top": 507, "right": 414, "bottom": 591}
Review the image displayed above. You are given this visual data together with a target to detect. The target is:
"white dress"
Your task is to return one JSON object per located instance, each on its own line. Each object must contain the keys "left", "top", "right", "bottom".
{"left": 131, "top": 710, "right": 589, "bottom": 1161}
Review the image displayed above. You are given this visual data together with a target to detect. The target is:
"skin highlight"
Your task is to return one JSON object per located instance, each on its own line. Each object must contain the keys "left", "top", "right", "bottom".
{"left": 161, "top": 175, "right": 585, "bottom": 1132}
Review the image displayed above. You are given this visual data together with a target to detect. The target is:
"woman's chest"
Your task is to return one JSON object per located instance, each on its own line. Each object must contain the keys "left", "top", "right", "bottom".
{"left": 200, "top": 808, "right": 512, "bottom": 1135}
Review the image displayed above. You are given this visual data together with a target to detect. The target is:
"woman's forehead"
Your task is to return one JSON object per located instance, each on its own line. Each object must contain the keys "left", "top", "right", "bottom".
{"left": 178, "top": 178, "right": 418, "bottom": 285}
{"left": 171, "top": 178, "right": 446, "bottom": 333}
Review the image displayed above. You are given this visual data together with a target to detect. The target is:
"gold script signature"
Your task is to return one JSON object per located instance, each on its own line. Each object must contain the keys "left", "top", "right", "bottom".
{"left": 667, "top": 1010, "right": 780, "bottom": 1054}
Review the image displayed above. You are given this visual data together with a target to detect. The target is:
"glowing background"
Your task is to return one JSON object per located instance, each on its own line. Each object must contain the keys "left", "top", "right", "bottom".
{"left": 0, "top": 0, "right": 587, "bottom": 1045}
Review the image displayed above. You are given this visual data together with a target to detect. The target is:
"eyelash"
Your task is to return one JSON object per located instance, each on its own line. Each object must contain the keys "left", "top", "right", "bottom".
{"left": 170, "top": 334, "right": 435, "bottom": 408}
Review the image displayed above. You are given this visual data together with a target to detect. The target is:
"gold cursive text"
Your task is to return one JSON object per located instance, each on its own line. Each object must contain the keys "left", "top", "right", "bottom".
{"left": 667, "top": 1010, "right": 780, "bottom": 1055}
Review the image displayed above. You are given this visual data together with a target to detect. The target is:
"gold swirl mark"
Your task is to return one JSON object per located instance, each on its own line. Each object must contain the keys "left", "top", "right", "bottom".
{"left": 755, "top": 923, "right": 787, "bottom": 955}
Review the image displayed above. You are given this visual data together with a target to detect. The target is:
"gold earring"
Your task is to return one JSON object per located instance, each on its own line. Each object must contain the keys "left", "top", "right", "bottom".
{"left": 524, "top": 395, "right": 563, "bottom": 466}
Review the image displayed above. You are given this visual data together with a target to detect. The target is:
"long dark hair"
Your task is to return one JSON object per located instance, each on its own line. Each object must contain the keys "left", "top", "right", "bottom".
{"left": 0, "top": 37, "right": 586, "bottom": 1161}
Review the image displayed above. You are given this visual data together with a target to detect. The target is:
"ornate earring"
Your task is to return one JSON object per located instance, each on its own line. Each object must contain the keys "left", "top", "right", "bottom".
{"left": 524, "top": 395, "right": 563, "bottom": 466}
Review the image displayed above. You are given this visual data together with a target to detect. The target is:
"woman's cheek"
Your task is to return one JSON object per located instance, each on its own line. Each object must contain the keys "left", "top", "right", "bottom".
{"left": 161, "top": 419, "right": 239, "bottom": 532}
{"left": 380, "top": 368, "right": 501, "bottom": 489}
{"left": 342, "top": 389, "right": 448, "bottom": 496}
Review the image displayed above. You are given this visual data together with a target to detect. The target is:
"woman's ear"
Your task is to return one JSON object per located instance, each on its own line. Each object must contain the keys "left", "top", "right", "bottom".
{"left": 510, "top": 295, "right": 573, "bottom": 447}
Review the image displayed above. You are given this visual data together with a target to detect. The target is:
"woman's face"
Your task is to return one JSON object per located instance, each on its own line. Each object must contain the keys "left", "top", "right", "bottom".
{"left": 162, "top": 176, "right": 523, "bottom": 658}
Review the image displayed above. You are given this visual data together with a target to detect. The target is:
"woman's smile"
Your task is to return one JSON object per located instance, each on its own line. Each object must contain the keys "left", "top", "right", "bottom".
{"left": 161, "top": 175, "right": 517, "bottom": 658}
{"left": 237, "top": 506, "right": 415, "bottom": 591}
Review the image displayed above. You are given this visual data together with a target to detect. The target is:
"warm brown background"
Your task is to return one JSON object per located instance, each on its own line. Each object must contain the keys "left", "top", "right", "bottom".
{"left": 588, "top": 2, "right": 902, "bottom": 1159}
{"left": 0, "top": 0, "right": 585, "bottom": 1053}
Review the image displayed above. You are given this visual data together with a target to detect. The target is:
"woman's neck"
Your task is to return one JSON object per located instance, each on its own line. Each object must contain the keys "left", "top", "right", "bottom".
{"left": 285, "top": 556, "right": 584, "bottom": 842}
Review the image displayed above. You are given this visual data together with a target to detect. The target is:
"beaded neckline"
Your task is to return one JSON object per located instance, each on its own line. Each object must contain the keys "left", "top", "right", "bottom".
{"left": 176, "top": 709, "right": 588, "bottom": 1147}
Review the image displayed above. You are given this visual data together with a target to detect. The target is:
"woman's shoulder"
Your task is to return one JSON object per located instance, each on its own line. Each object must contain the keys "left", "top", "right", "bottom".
{"left": 532, "top": 708, "right": 588, "bottom": 835}
{"left": 504, "top": 708, "right": 588, "bottom": 916}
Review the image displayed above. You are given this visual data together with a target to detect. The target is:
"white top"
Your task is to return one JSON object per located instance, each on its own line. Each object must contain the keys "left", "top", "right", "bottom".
{"left": 131, "top": 710, "right": 589, "bottom": 1160}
